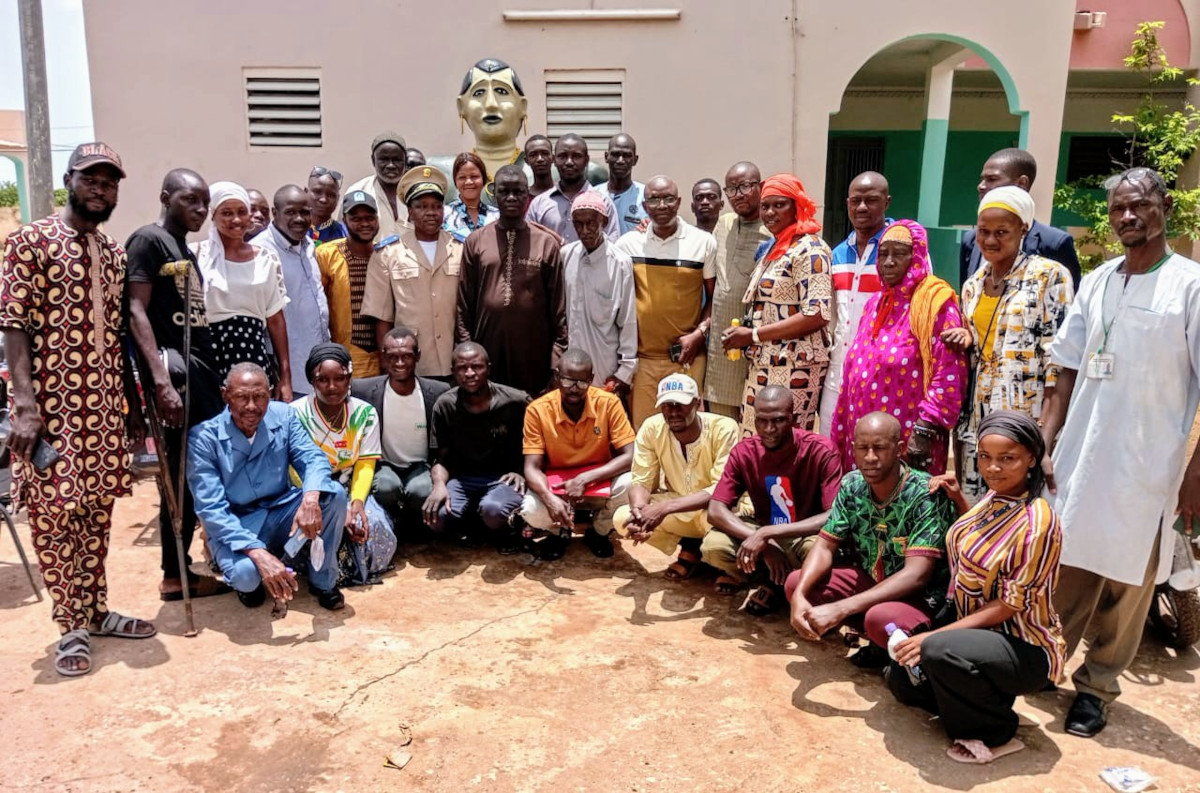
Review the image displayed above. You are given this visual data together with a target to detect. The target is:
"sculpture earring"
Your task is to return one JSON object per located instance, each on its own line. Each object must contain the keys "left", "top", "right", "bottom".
{"left": 522, "top": 118, "right": 528, "bottom": 136}
{"left": 460, "top": 117, "right": 464, "bottom": 135}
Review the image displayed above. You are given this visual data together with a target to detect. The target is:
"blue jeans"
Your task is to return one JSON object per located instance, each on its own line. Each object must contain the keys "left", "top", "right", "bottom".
{"left": 209, "top": 488, "right": 347, "bottom": 593}
{"left": 437, "top": 475, "right": 523, "bottom": 533}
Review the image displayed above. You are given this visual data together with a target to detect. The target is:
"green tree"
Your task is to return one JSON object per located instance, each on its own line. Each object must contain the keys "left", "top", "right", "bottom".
{"left": 1054, "top": 21, "right": 1200, "bottom": 270}
{"left": 0, "top": 182, "right": 66, "bottom": 209}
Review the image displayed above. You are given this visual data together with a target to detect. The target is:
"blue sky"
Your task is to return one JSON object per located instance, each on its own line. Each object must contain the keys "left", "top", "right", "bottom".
{"left": 0, "top": 0, "right": 93, "bottom": 183}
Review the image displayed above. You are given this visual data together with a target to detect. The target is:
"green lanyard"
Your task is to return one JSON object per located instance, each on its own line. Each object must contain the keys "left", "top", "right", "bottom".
{"left": 1098, "top": 251, "right": 1172, "bottom": 353}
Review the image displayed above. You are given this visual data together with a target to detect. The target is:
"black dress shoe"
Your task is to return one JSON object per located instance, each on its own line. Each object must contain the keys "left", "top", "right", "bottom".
{"left": 583, "top": 527, "right": 614, "bottom": 558}
{"left": 497, "top": 531, "right": 526, "bottom": 555}
{"left": 537, "top": 534, "right": 568, "bottom": 561}
{"left": 849, "top": 643, "right": 889, "bottom": 669}
{"left": 309, "top": 585, "right": 345, "bottom": 611}
{"left": 237, "top": 585, "right": 266, "bottom": 608}
{"left": 1065, "top": 692, "right": 1108, "bottom": 737}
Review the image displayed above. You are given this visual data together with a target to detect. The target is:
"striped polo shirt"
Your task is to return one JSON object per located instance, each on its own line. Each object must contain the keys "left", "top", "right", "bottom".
{"left": 614, "top": 218, "right": 717, "bottom": 358}
{"left": 827, "top": 220, "right": 892, "bottom": 389}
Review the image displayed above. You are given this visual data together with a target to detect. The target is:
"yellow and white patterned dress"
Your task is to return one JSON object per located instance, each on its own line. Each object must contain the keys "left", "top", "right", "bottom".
{"left": 958, "top": 253, "right": 1074, "bottom": 498}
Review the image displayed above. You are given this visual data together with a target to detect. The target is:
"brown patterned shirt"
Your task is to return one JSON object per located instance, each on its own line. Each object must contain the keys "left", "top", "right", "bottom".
{"left": 0, "top": 215, "right": 132, "bottom": 508}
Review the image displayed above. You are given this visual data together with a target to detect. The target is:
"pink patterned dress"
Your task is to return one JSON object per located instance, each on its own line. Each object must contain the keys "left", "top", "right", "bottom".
{"left": 829, "top": 221, "right": 967, "bottom": 475}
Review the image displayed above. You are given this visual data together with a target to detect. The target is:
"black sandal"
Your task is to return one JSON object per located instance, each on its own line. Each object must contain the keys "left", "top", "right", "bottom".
{"left": 665, "top": 549, "right": 703, "bottom": 580}
{"left": 743, "top": 585, "right": 780, "bottom": 617}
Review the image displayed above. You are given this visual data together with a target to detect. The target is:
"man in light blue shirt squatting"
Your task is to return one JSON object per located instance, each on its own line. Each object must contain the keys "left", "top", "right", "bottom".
{"left": 188, "top": 363, "right": 348, "bottom": 611}
{"left": 596, "top": 133, "right": 647, "bottom": 235}
{"left": 253, "top": 184, "right": 331, "bottom": 398}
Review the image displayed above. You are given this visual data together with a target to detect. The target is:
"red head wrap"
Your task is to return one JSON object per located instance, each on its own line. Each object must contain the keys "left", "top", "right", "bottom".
{"left": 760, "top": 174, "right": 822, "bottom": 261}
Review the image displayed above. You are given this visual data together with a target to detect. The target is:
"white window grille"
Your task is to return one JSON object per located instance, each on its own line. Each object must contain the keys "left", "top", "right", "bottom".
{"left": 244, "top": 68, "right": 322, "bottom": 147}
{"left": 545, "top": 70, "right": 624, "bottom": 153}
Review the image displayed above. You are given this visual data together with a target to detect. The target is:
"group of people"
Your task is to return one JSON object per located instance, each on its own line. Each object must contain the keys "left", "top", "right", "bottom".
{"left": 3, "top": 130, "right": 1198, "bottom": 768}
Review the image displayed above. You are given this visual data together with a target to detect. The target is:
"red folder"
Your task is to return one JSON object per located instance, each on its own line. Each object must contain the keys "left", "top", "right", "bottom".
{"left": 546, "top": 466, "right": 611, "bottom": 498}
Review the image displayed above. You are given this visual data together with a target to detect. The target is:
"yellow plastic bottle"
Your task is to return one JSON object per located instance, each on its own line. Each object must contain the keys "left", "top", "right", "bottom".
{"left": 727, "top": 319, "right": 742, "bottom": 361}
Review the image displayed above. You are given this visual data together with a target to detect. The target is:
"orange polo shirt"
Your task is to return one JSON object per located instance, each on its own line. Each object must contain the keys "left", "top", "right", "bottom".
{"left": 523, "top": 387, "right": 636, "bottom": 469}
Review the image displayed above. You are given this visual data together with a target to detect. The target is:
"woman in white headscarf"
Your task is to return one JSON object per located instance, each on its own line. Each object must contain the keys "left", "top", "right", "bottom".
{"left": 191, "top": 181, "right": 294, "bottom": 400}
{"left": 940, "top": 186, "right": 1075, "bottom": 499}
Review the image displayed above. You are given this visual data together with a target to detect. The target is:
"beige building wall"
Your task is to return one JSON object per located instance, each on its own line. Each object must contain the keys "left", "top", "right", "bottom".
{"left": 791, "top": 0, "right": 1077, "bottom": 222}
{"left": 84, "top": 0, "right": 1078, "bottom": 237}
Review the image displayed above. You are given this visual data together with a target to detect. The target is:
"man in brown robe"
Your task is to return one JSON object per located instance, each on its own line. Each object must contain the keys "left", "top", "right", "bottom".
{"left": 456, "top": 164, "right": 568, "bottom": 396}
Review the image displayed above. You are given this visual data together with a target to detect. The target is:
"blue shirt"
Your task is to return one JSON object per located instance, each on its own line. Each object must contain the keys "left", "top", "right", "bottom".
{"left": 596, "top": 181, "right": 647, "bottom": 235}
{"left": 525, "top": 183, "right": 620, "bottom": 243}
{"left": 253, "top": 224, "right": 331, "bottom": 397}
{"left": 442, "top": 199, "right": 498, "bottom": 243}
{"left": 187, "top": 402, "right": 337, "bottom": 553}
{"left": 309, "top": 219, "right": 347, "bottom": 247}
{"left": 829, "top": 218, "right": 893, "bottom": 266}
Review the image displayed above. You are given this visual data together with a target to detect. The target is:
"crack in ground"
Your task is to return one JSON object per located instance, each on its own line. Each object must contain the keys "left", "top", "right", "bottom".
{"left": 0, "top": 772, "right": 122, "bottom": 790}
{"left": 334, "top": 594, "right": 558, "bottom": 717}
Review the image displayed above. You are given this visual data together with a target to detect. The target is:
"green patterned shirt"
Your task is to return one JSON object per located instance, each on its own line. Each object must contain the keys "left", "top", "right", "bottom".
{"left": 819, "top": 466, "right": 953, "bottom": 603}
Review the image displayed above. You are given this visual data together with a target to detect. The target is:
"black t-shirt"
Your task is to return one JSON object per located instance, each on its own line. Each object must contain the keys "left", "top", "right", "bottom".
{"left": 431, "top": 382, "right": 530, "bottom": 477}
{"left": 125, "top": 223, "right": 214, "bottom": 365}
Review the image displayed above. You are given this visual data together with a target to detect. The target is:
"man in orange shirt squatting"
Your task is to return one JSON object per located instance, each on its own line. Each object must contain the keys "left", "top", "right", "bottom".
{"left": 519, "top": 349, "right": 636, "bottom": 560}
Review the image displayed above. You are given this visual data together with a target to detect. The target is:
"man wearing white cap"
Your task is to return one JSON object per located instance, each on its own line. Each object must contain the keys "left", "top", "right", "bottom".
{"left": 561, "top": 191, "right": 638, "bottom": 395}
{"left": 614, "top": 373, "right": 740, "bottom": 579}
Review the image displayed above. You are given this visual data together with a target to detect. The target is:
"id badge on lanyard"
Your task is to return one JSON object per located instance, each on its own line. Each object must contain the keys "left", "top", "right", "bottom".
{"left": 1088, "top": 253, "right": 1170, "bottom": 380}
{"left": 1088, "top": 270, "right": 1123, "bottom": 380}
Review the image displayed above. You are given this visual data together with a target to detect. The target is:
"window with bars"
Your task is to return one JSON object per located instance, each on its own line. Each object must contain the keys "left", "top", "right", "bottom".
{"left": 244, "top": 68, "right": 322, "bottom": 147}
{"left": 545, "top": 71, "right": 624, "bottom": 153}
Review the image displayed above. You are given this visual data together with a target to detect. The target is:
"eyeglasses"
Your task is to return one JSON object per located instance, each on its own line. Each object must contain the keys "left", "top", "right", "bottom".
{"left": 310, "top": 166, "right": 344, "bottom": 184}
{"left": 723, "top": 181, "right": 760, "bottom": 198}
{"left": 1103, "top": 166, "right": 1167, "bottom": 193}
{"left": 557, "top": 375, "right": 589, "bottom": 389}
{"left": 644, "top": 196, "right": 680, "bottom": 208}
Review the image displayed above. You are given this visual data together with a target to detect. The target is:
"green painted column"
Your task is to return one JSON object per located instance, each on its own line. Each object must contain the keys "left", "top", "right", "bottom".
{"left": 13, "top": 157, "right": 29, "bottom": 222}
{"left": 917, "top": 118, "right": 949, "bottom": 228}
{"left": 917, "top": 52, "right": 959, "bottom": 229}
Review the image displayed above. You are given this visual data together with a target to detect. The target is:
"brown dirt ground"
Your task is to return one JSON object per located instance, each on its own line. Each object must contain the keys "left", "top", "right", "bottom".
{"left": 0, "top": 482, "right": 1198, "bottom": 793}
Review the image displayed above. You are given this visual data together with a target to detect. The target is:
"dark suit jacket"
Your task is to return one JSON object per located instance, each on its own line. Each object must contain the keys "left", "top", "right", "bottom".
{"left": 960, "top": 219, "right": 1081, "bottom": 289}
{"left": 351, "top": 375, "right": 450, "bottom": 463}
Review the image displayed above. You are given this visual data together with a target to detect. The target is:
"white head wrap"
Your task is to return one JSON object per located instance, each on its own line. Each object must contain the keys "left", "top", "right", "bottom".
{"left": 978, "top": 185, "right": 1035, "bottom": 226}
{"left": 196, "top": 181, "right": 252, "bottom": 293}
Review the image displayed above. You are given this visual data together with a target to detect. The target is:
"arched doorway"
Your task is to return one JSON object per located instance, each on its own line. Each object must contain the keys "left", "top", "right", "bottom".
{"left": 0, "top": 153, "right": 30, "bottom": 224}
{"left": 825, "top": 34, "right": 1026, "bottom": 281}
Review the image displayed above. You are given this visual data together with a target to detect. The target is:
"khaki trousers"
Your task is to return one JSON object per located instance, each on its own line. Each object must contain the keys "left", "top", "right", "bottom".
{"left": 632, "top": 355, "right": 708, "bottom": 430}
{"left": 613, "top": 492, "right": 709, "bottom": 555}
{"left": 1055, "top": 534, "right": 1160, "bottom": 702}
{"left": 700, "top": 529, "right": 817, "bottom": 584}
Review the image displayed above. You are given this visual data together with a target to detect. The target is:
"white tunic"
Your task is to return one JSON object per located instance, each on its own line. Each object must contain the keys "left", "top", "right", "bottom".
{"left": 1049, "top": 253, "right": 1200, "bottom": 585}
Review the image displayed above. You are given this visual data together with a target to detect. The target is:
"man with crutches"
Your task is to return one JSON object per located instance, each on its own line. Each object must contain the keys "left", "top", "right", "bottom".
{"left": 125, "top": 169, "right": 230, "bottom": 606}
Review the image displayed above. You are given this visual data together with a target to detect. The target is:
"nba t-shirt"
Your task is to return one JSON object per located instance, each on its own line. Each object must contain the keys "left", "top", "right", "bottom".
{"left": 711, "top": 428, "right": 842, "bottom": 526}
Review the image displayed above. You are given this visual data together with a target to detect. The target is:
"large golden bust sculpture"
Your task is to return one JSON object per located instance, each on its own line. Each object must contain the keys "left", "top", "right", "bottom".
{"left": 429, "top": 58, "right": 605, "bottom": 198}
